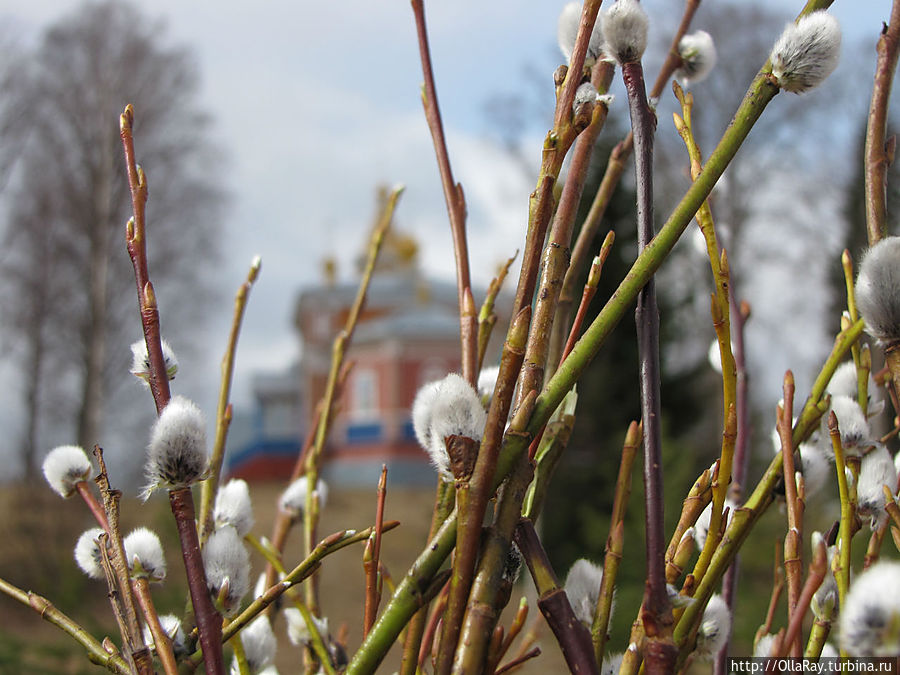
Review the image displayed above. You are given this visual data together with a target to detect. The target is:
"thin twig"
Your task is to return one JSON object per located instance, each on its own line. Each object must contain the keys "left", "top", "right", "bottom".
{"left": 188, "top": 523, "right": 397, "bottom": 669}
{"left": 0, "top": 577, "right": 131, "bottom": 674}
{"left": 515, "top": 519, "right": 598, "bottom": 674}
{"left": 593, "top": 421, "right": 640, "bottom": 664}
{"left": 778, "top": 373, "right": 804, "bottom": 657}
{"left": 94, "top": 447, "right": 153, "bottom": 674}
{"left": 75, "top": 480, "right": 110, "bottom": 532}
{"left": 119, "top": 105, "right": 170, "bottom": 413}
{"left": 557, "top": 0, "right": 701, "bottom": 347}
{"left": 364, "top": 465, "right": 388, "bottom": 637}
{"left": 303, "top": 186, "right": 402, "bottom": 617}
{"left": 133, "top": 577, "right": 179, "bottom": 675}
{"left": 864, "top": 0, "right": 900, "bottom": 244}
{"left": 494, "top": 646, "right": 542, "bottom": 675}
{"left": 400, "top": 479, "right": 454, "bottom": 675}
{"left": 409, "top": 0, "right": 475, "bottom": 385}
{"left": 199, "top": 256, "right": 262, "bottom": 541}
{"left": 777, "top": 532, "right": 828, "bottom": 657}
{"left": 622, "top": 51, "right": 677, "bottom": 671}
{"left": 560, "top": 234, "right": 614, "bottom": 365}
{"left": 828, "top": 412, "right": 855, "bottom": 656}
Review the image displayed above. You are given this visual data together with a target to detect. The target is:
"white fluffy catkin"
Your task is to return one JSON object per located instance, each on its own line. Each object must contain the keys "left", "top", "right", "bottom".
{"left": 42, "top": 445, "right": 92, "bottom": 498}
{"left": 123, "top": 527, "right": 166, "bottom": 581}
{"left": 601, "top": 0, "right": 649, "bottom": 64}
{"left": 233, "top": 616, "right": 276, "bottom": 674}
{"left": 285, "top": 608, "right": 329, "bottom": 647}
{"left": 564, "top": 558, "right": 607, "bottom": 627}
{"left": 857, "top": 444, "right": 897, "bottom": 530}
{"left": 215, "top": 478, "right": 255, "bottom": 537}
{"left": 856, "top": 237, "right": 900, "bottom": 344}
{"left": 74, "top": 527, "right": 106, "bottom": 580}
{"left": 412, "top": 373, "right": 486, "bottom": 478}
{"left": 694, "top": 594, "right": 731, "bottom": 660}
{"left": 202, "top": 525, "right": 250, "bottom": 616}
{"left": 557, "top": 2, "right": 605, "bottom": 64}
{"left": 693, "top": 499, "right": 737, "bottom": 550}
{"left": 676, "top": 31, "right": 717, "bottom": 86}
{"left": 840, "top": 561, "right": 900, "bottom": 656}
{"left": 130, "top": 337, "right": 179, "bottom": 383}
{"left": 143, "top": 395, "right": 208, "bottom": 499}
{"left": 279, "top": 476, "right": 328, "bottom": 518}
{"left": 828, "top": 395, "right": 872, "bottom": 458}
{"left": 770, "top": 11, "right": 841, "bottom": 93}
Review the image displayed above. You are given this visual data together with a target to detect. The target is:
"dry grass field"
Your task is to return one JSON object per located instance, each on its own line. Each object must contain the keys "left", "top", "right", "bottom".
{"left": 0, "top": 479, "right": 576, "bottom": 674}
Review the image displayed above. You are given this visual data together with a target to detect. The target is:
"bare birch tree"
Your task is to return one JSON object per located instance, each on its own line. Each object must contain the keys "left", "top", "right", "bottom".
{"left": 0, "top": 0, "right": 225, "bottom": 479}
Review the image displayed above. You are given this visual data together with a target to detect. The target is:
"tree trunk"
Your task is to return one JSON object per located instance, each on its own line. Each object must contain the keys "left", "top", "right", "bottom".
{"left": 76, "top": 133, "right": 114, "bottom": 451}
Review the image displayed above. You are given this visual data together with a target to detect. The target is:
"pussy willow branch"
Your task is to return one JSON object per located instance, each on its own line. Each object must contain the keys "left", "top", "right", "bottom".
{"left": 673, "top": 85, "right": 738, "bottom": 605}
{"left": 828, "top": 412, "right": 854, "bottom": 637}
{"left": 448, "top": 41, "right": 617, "bottom": 675}
{"left": 436, "top": 307, "right": 529, "bottom": 674}
{"left": 97, "top": 534, "right": 141, "bottom": 674}
{"left": 557, "top": 0, "right": 701, "bottom": 345}
{"left": 188, "top": 523, "right": 397, "bottom": 669}
{"left": 594, "top": 421, "right": 640, "bottom": 664}
{"left": 132, "top": 576, "right": 178, "bottom": 675}
{"left": 477, "top": 253, "right": 516, "bottom": 372}
{"left": 454, "top": 463, "right": 537, "bottom": 673}
{"left": 352, "top": 22, "right": 809, "bottom": 675}
{"left": 120, "top": 105, "right": 170, "bottom": 413}
{"left": 300, "top": 186, "right": 402, "bottom": 616}
{"left": 410, "top": 0, "right": 475, "bottom": 384}
{"left": 865, "top": 0, "right": 900, "bottom": 245}
{"left": 673, "top": 319, "right": 863, "bottom": 666}
{"left": 778, "top": 373, "right": 804, "bottom": 658}
{"left": 363, "top": 464, "right": 388, "bottom": 637}
{"left": 199, "top": 256, "right": 261, "bottom": 542}
{"left": 94, "top": 447, "right": 153, "bottom": 675}
{"left": 121, "top": 105, "right": 222, "bottom": 672}
{"left": 75, "top": 480, "right": 110, "bottom": 532}
{"left": 435, "top": 0, "right": 606, "bottom": 660}
{"left": 449, "top": 58, "right": 616, "bottom": 675}
{"left": 544, "top": 58, "right": 616, "bottom": 372}
{"left": 0, "top": 577, "right": 131, "bottom": 674}
{"left": 622, "top": 54, "right": 678, "bottom": 673}
{"left": 777, "top": 538, "right": 827, "bottom": 659}
{"left": 399, "top": 479, "right": 454, "bottom": 675}
{"left": 515, "top": 518, "right": 598, "bottom": 675}
{"left": 170, "top": 487, "right": 224, "bottom": 675}
{"left": 489, "top": 597, "right": 529, "bottom": 673}
{"left": 252, "top": 540, "right": 335, "bottom": 675}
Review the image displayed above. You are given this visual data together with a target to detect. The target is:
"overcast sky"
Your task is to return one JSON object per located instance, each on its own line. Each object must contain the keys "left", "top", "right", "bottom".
{"left": 0, "top": 0, "right": 896, "bottom": 475}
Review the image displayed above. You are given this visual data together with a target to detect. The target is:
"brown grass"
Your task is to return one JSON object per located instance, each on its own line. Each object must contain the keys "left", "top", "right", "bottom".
{"left": 0, "top": 480, "right": 572, "bottom": 673}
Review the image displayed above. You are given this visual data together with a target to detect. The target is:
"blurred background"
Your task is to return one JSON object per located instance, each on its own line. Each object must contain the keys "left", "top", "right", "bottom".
{"left": 0, "top": 0, "right": 897, "bottom": 672}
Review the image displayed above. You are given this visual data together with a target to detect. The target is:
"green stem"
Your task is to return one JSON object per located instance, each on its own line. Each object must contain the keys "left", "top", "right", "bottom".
{"left": 673, "top": 320, "right": 864, "bottom": 663}
{"left": 0, "top": 577, "right": 130, "bottom": 674}
{"left": 828, "top": 411, "right": 854, "bottom": 655}
{"left": 303, "top": 187, "right": 402, "bottom": 615}
{"left": 199, "top": 257, "right": 261, "bottom": 542}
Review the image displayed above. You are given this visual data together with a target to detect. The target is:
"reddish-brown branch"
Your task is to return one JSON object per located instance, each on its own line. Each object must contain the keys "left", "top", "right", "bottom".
{"left": 778, "top": 372, "right": 803, "bottom": 657}
{"left": 119, "top": 106, "right": 170, "bottom": 413}
{"left": 364, "top": 465, "right": 388, "bottom": 637}
{"left": 494, "top": 646, "right": 542, "bottom": 675}
{"left": 410, "top": 0, "right": 475, "bottom": 385}
{"left": 75, "top": 480, "right": 109, "bottom": 533}
{"left": 169, "top": 488, "right": 224, "bottom": 675}
{"left": 865, "top": 0, "right": 900, "bottom": 244}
